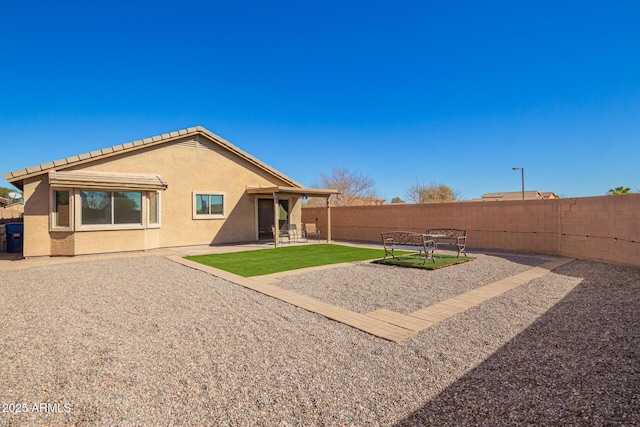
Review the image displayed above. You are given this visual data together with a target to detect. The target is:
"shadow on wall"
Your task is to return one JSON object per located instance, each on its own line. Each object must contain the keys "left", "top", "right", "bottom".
{"left": 210, "top": 193, "right": 259, "bottom": 245}
{"left": 395, "top": 260, "right": 640, "bottom": 426}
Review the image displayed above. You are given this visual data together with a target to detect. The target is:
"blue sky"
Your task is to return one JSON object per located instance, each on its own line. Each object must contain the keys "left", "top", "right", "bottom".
{"left": 1, "top": 1, "right": 638, "bottom": 200}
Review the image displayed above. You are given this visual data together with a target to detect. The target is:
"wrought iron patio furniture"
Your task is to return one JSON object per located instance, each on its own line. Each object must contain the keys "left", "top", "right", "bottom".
{"left": 380, "top": 231, "right": 436, "bottom": 265}
{"left": 426, "top": 228, "right": 467, "bottom": 257}
{"left": 272, "top": 225, "right": 290, "bottom": 244}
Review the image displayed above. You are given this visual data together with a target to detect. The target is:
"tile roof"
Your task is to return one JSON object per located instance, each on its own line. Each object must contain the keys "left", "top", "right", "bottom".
{"left": 474, "top": 190, "right": 560, "bottom": 201}
{"left": 3, "top": 126, "right": 302, "bottom": 188}
{"left": 481, "top": 191, "right": 543, "bottom": 200}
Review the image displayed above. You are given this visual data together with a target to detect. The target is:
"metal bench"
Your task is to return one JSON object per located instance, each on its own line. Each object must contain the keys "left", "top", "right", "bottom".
{"left": 426, "top": 228, "right": 467, "bottom": 257}
{"left": 380, "top": 231, "right": 436, "bottom": 265}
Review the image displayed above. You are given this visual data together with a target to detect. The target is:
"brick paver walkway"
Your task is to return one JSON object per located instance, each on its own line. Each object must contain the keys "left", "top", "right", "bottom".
{"left": 169, "top": 256, "right": 575, "bottom": 343}
{"left": 1, "top": 245, "right": 572, "bottom": 343}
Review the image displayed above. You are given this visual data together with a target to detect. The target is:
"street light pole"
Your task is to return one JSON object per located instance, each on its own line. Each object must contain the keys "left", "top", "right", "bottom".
{"left": 512, "top": 167, "right": 524, "bottom": 200}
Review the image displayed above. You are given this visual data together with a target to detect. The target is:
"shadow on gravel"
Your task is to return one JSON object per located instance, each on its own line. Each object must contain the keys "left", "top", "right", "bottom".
{"left": 471, "top": 248, "right": 551, "bottom": 268}
{"left": 396, "top": 260, "right": 640, "bottom": 426}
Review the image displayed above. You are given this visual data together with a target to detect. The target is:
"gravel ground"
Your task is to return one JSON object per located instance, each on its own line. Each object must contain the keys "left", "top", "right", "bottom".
{"left": 277, "top": 252, "right": 547, "bottom": 314}
{"left": 1, "top": 255, "right": 638, "bottom": 426}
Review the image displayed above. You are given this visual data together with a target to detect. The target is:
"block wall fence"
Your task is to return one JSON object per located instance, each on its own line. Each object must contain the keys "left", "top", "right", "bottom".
{"left": 0, "top": 205, "right": 24, "bottom": 223}
{"left": 302, "top": 193, "right": 640, "bottom": 267}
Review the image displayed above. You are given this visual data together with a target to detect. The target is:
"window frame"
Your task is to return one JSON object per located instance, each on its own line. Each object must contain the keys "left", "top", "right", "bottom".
{"left": 148, "top": 191, "right": 161, "bottom": 228}
{"left": 50, "top": 188, "right": 73, "bottom": 231}
{"left": 75, "top": 188, "right": 147, "bottom": 231}
{"left": 192, "top": 191, "right": 226, "bottom": 220}
{"left": 50, "top": 187, "right": 163, "bottom": 232}
{"left": 75, "top": 189, "right": 146, "bottom": 231}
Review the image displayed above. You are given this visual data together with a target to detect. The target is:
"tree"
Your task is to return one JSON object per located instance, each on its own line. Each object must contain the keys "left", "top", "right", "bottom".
{"left": 390, "top": 197, "right": 405, "bottom": 204}
{"left": 312, "top": 167, "right": 379, "bottom": 206}
{"left": 406, "top": 181, "right": 461, "bottom": 203}
{"left": 81, "top": 191, "right": 110, "bottom": 209}
{"left": 608, "top": 186, "right": 632, "bottom": 195}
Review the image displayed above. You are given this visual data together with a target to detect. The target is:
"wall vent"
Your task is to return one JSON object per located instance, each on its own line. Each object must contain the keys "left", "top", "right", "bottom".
{"left": 176, "top": 138, "right": 197, "bottom": 149}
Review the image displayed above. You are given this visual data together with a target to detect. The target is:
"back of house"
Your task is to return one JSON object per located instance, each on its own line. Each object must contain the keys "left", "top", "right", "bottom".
{"left": 2, "top": 126, "right": 335, "bottom": 257}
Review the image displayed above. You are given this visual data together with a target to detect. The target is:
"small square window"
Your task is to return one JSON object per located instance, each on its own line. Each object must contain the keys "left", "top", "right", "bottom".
{"left": 193, "top": 192, "right": 225, "bottom": 219}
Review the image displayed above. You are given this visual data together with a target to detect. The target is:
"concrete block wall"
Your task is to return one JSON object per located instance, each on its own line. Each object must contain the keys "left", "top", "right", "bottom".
{"left": 0, "top": 205, "right": 24, "bottom": 223}
{"left": 303, "top": 193, "right": 639, "bottom": 267}
{"left": 557, "top": 195, "right": 640, "bottom": 266}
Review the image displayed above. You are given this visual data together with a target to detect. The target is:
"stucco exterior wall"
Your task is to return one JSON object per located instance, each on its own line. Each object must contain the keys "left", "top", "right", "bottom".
{"left": 303, "top": 194, "right": 640, "bottom": 267}
{"left": 23, "top": 177, "right": 51, "bottom": 257}
{"left": 21, "top": 134, "right": 298, "bottom": 256}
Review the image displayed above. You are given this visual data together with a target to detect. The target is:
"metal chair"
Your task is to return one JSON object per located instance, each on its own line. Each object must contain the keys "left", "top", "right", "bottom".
{"left": 287, "top": 224, "right": 301, "bottom": 243}
{"left": 271, "top": 225, "right": 290, "bottom": 244}
{"left": 303, "top": 223, "right": 320, "bottom": 242}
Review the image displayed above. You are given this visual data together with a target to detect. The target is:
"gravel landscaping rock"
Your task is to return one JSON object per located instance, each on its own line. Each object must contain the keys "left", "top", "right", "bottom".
{"left": 1, "top": 255, "right": 638, "bottom": 426}
{"left": 277, "top": 252, "right": 548, "bottom": 314}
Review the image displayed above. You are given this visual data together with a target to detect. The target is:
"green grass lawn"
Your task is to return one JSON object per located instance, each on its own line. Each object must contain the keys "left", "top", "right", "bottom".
{"left": 186, "top": 244, "right": 474, "bottom": 277}
{"left": 185, "top": 244, "right": 405, "bottom": 277}
{"left": 373, "top": 252, "right": 475, "bottom": 270}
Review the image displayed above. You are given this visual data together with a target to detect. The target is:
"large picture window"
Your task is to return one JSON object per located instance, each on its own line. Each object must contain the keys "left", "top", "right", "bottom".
{"left": 193, "top": 192, "right": 225, "bottom": 219}
{"left": 81, "top": 191, "right": 142, "bottom": 225}
{"left": 50, "top": 181, "right": 163, "bottom": 232}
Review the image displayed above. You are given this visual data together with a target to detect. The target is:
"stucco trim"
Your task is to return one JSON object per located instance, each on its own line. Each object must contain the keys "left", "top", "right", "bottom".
{"left": 49, "top": 171, "right": 168, "bottom": 191}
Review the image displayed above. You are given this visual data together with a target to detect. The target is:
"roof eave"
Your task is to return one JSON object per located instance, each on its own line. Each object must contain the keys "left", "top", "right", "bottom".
{"left": 2, "top": 126, "right": 302, "bottom": 189}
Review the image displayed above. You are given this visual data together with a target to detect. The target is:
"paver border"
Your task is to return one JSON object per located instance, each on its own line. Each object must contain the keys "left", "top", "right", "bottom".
{"left": 167, "top": 255, "right": 575, "bottom": 343}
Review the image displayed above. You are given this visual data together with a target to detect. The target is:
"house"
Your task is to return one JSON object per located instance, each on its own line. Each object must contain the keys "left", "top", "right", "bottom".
{"left": 305, "top": 195, "right": 386, "bottom": 207}
{"left": 539, "top": 192, "right": 560, "bottom": 199}
{"left": 2, "top": 126, "right": 337, "bottom": 257}
{"left": 473, "top": 191, "right": 560, "bottom": 201}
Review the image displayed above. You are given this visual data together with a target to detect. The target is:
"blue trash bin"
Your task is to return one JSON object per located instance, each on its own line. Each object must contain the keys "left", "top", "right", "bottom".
{"left": 6, "top": 222, "right": 24, "bottom": 253}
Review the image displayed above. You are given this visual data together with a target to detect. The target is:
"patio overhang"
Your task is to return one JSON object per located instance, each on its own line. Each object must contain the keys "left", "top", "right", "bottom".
{"left": 246, "top": 186, "right": 338, "bottom": 248}
{"left": 246, "top": 186, "right": 338, "bottom": 198}
{"left": 49, "top": 171, "right": 168, "bottom": 191}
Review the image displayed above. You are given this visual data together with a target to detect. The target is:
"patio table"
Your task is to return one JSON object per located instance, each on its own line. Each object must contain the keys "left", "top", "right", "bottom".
{"left": 288, "top": 228, "right": 304, "bottom": 243}
{"left": 423, "top": 234, "right": 447, "bottom": 256}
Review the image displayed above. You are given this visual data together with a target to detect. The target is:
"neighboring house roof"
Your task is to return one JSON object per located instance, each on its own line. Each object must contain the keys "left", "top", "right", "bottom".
{"left": 3, "top": 126, "right": 303, "bottom": 190}
{"left": 347, "top": 197, "right": 386, "bottom": 206}
{"left": 540, "top": 192, "right": 560, "bottom": 199}
{"left": 247, "top": 186, "right": 338, "bottom": 198}
{"left": 303, "top": 195, "right": 384, "bottom": 207}
{"left": 483, "top": 191, "right": 543, "bottom": 200}
{"left": 473, "top": 190, "right": 560, "bottom": 201}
